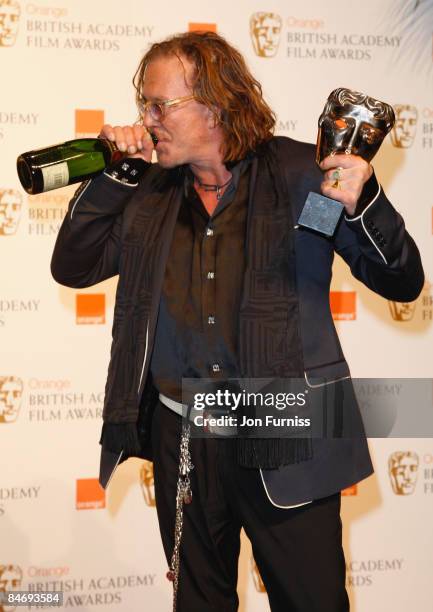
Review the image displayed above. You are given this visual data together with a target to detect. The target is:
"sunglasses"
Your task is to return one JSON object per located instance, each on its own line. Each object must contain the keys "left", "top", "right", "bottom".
{"left": 138, "top": 95, "right": 195, "bottom": 121}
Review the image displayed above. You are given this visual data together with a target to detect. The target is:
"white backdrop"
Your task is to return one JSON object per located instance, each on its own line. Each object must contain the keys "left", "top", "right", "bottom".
{"left": 1, "top": 0, "right": 432, "bottom": 610}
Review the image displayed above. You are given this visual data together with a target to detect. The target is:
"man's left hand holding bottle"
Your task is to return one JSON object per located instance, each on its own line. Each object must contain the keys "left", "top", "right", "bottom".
{"left": 99, "top": 124, "right": 154, "bottom": 185}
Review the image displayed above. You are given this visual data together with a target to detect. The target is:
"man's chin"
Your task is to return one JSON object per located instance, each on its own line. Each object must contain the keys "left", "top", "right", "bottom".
{"left": 155, "top": 152, "right": 179, "bottom": 169}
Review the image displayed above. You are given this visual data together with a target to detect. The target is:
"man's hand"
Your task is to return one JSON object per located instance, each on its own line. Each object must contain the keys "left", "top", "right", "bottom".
{"left": 99, "top": 123, "right": 154, "bottom": 162}
{"left": 319, "top": 154, "right": 373, "bottom": 216}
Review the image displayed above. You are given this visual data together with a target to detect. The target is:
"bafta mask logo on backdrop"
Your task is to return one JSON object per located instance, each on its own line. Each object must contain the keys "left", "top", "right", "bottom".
{"left": 0, "top": 0, "right": 20, "bottom": 48}
{"left": 140, "top": 461, "right": 155, "bottom": 507}
{"left": 388, "top": 451, "right": 419, "bottom": 495}
{"left": 389, "top": 280, "right": 431, "bottom": 321}
{"left": 250, "top": 556, "right": 266, "bottom": 593}
{"left": 0, "top": 564, "right": 22, "bottom": 612}
{"left": 388, "top": 300, "right": 417, "bottom": 322}
{"left": 390, "top": 104, "right": 418, "bottom": 148}
{"left": 0, "top": 377, "right": 23, "bottom": 424}
{"left": 0, "top": 190, "right": 22, "bottom": 236}
{"left": 250, "top": 12, "right": 282, "bottom": 58}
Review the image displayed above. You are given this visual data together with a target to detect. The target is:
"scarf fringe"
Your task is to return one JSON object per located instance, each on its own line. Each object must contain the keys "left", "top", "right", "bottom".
{"left": 237, "top": 438, "right": 313, "bottom": 469}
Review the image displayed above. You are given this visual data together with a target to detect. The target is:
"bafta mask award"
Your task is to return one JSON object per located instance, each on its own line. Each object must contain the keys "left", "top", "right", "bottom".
{"left": 298, "top": 88, "right": 395, "bottom": 237}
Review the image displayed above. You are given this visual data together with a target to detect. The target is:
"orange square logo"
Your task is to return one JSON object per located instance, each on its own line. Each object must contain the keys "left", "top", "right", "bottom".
{"left": 330, "top": 291, "right": 356, "bottom": 321}
{"left": 188, "top": 22, "right": 217, "bottom": 32}
{"left": 342, "top": 484, "right": 358, "bottom": 496}
{"left": 75, "top": 109, "right": 105, "bottom": 138}
{"left": 76, "top": 478, "right": 105, "bottom": 510}
{"left": 76, "top": 294, "right": 105, "bottom": 325}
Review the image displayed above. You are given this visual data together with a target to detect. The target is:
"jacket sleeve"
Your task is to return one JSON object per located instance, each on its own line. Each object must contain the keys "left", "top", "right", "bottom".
{"left": 333, "top": 178, "right": 424, "bottom": 302}
{"left": 51, "top": 174, "right": 139, "bottom": 288}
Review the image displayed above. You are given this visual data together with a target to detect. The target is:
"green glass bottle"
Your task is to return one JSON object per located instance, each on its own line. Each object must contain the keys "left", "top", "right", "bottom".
{"left": 16, "top": 138, "right": 123, "bottom": 195}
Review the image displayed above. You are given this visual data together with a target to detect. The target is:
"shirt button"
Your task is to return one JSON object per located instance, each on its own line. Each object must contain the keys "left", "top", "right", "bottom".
{"left": 208, "top": 315, "right": 215, "bottom": 325}
{"left": 206, "top": 228, "right": 214, "bottom": 236}
{"left": 207, "top": 271, "right": 215, "bottom": 279}
{"left": 212, "top": 363, "right": 220, "bottom": 373}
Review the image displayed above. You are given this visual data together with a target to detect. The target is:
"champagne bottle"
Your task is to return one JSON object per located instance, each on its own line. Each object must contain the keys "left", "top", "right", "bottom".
{"left": 16, "top": 138, "right": 123, "bottom": 195}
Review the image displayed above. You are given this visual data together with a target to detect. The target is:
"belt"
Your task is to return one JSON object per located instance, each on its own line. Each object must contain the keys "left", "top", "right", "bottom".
{"left": 159, "top": 392, "right": 238, "bottom": 437}
{"left": 159, "top": 393, "right": 188, "bottom": 417}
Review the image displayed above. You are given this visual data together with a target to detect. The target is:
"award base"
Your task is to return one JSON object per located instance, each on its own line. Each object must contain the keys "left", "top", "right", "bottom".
{"left": 297, "top": 192, "right": 344, "bottom": 237}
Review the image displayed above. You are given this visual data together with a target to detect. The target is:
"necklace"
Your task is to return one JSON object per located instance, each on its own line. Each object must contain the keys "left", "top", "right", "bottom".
{"left": 195, "top": 175, "right": 232, "bottom": 200}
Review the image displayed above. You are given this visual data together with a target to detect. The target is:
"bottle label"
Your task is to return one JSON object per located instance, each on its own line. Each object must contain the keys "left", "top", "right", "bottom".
{"left": 41, "top": 162, "right": 69, "bottom": 192}
{"left": 107, "top": 139, "right": 122, "bottom": 163}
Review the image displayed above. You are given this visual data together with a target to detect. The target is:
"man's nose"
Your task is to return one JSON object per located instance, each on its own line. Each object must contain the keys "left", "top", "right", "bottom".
{"left": 141, "top": 110, "right": 158, "bottom": 131}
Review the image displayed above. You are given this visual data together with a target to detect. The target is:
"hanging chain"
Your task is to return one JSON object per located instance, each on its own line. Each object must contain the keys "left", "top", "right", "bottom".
{"left": 166, "top": 422, "right": 194, "bottom": 612}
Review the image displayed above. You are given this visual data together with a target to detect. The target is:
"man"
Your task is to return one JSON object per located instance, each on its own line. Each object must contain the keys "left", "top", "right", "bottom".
{"left": 51, "top": 32, "right": 423, "bottom": 611}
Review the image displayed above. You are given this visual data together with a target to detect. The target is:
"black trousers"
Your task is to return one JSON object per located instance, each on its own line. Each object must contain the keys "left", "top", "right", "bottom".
{"left": 151, "top": 401, "right": 350, "bottom": 612}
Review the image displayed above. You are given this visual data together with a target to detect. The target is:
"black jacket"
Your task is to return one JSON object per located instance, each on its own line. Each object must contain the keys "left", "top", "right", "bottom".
{"left": 51, "top": 137, "right": 424, "bottom": 506}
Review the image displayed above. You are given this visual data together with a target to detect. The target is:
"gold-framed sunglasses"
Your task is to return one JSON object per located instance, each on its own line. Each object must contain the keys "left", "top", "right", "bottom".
{"left": 138, "top": 95, "right": 195, "bottom": 121}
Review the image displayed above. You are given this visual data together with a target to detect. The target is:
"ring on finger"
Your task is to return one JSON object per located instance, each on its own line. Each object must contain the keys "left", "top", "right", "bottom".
{"left": 331, "top": 167, "right": 343, "bottom": 189}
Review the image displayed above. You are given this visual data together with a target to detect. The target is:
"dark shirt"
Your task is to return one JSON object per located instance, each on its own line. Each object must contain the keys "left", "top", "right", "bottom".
{"left": 150, "top": 160, "right": 251, "bottom": 402}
